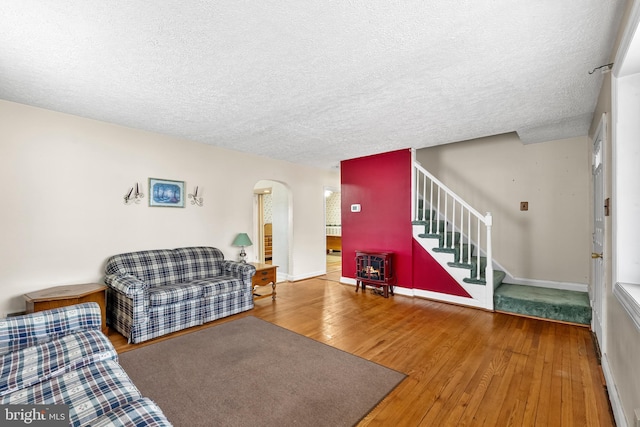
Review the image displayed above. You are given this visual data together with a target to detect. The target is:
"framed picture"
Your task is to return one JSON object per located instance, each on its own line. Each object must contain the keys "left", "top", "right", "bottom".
{"left": 149, "top": 178, "right": 185, "bottom": 208}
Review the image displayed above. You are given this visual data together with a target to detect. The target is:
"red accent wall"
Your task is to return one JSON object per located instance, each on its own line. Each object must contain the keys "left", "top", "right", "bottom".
{"left": 341, "top": 149, "right": 413, "bottom": 287}
{"left": 412, "top": 239, "right": 471, "bottom": 297}
{"left": 340, "top": 148, "right": 474, "bottom": 299}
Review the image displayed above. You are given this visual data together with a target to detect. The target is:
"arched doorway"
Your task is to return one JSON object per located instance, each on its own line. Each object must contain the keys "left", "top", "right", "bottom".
{"left": 254, "top": 180, "right": 292, "bottom": 280}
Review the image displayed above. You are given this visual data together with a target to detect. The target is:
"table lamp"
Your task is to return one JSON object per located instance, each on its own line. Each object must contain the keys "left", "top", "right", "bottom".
{"left": 232, "top": 233, "right": 253, "bottom": 263}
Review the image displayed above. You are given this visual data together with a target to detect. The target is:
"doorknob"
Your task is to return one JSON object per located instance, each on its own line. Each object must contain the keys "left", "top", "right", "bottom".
{"left": 591, "top": 252, "right": 603, "bottom": 259}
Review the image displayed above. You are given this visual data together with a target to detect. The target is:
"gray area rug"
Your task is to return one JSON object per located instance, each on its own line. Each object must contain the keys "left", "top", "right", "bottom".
{"left": 118, "top": 316, "right": 406, "bottom": 427}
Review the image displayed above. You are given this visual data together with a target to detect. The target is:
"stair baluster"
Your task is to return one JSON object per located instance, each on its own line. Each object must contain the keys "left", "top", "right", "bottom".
{"left": 476, "top": 217, "right": 481, "bottom": 281}
{"left": 429, "top": 180, "right": 434, "bottom": 231}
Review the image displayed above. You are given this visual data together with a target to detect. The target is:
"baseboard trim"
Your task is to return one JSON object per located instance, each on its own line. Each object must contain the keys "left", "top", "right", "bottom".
{"left": 340, "top": 278, "right": 486, "bottom": 309}
{"left": 289, "top": 270, "right": 326, "bottom": 282}
{"left": 601, "top": 353, "right": 628, "bottom": 427}
{"left": 506, "top": 277, "right": 588, "bottom": 293}
{"left": 411, "top": 289, "right": 486, "bottom": 309}
{"left": 340, "top": 277, "right": 357, "bottom": 286}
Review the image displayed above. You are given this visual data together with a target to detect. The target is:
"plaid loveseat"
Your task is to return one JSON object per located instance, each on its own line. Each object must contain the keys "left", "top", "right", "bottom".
{"left": 0, "top": 303, "right": 172, "bottom": 426}
{"left": 104, "top": 246, "right": 256, "bottom": 344}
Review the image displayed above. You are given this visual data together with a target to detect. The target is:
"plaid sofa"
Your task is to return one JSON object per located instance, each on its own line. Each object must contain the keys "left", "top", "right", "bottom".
{"left": 104, "top": 246, "right": 256, "bottom": 344}
{"left": 0, "top": 303, "right": 172, "bottom": 426}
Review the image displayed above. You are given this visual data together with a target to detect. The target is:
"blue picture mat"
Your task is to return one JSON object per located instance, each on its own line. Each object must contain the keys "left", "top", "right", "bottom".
{"left": 149, "top": 178, "right": 185, "bottom": 207}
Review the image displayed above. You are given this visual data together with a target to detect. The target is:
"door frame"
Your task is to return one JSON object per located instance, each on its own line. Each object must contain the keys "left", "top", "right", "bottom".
{"left": 324, "top": 186, "right": 341, "bottom": 272}
{"left": 253, "top": 180, "right": 293, "bottom": 281}
{"left": 591, "top": 112, "right": 607, "bottom": 352}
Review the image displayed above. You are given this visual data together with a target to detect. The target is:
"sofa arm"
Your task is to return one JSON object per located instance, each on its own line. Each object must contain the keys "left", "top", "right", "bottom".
{"left": 0, "top": 302, "right": 102, "bottom": 356}
{"left": 105, "top": 274, "right": 149, "bottom": 297}
{"left": 104, "top": 275, "right": 150, "bottom": 344}
{"left": 224, "top": 261, "right": 256, "bottom": 286}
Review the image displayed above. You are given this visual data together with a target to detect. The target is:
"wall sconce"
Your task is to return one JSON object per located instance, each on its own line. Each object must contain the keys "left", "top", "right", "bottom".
{"left": 124, "top": 183, "right": 144, "bottom": 205}
{"left": 232, "top": 233, "right": 253, "bottom": 263}
{"left": 188, "top": 186, "right": 203, "bottom": 207}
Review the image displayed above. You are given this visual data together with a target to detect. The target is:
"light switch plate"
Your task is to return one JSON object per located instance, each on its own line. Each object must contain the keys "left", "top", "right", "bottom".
{"left": 351, "top": 204, "right": 361, "bottom": 212}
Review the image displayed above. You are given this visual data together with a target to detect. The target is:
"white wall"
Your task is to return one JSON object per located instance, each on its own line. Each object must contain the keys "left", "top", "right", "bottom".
{"left": 271, "top": 182, "right": 290, "bottom": 276}
{"left": 586, "top": 2, "right": 640, "bottom": 424}
{"left": 608, "top": 50, "right": 640, "bottom": 427}
{"left": 416, "top": 134, "right": 591, "bottom": 285}
{"left": 0, "top": 100, "right": 339, "bottom": 316}
{"left": 616, "top": 73, "right": 640, "bottom": 284}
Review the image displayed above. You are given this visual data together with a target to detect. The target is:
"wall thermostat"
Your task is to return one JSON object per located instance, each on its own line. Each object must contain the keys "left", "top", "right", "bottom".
{"left": 350, "top": 204, "right": 361, "bottom": 212}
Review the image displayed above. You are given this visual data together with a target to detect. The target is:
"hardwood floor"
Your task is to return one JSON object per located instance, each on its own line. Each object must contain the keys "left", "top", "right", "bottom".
{"left": 108, "top": 272, "right": 614, "bottom": 426}
{"left": 326, "top": 252, "right": 342, "bottom": 272}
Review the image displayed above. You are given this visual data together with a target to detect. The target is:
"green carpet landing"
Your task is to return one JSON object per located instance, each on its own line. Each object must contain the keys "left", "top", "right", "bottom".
{"left": 494, "top": 283, "right": 592, "bottom": 325}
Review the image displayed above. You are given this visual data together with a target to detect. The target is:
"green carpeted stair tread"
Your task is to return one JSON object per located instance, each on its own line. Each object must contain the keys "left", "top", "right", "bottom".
{"left": 414, "top": 208, "right": 437, "bottom": 222}
{"left": 449, "top": 256, "right": 488, "bottom": 278}
{"left": 495, "top": 284, "right": 591, "bottom": 306}
{"left": 415, "top": 225, "right": 460, "bottom": 248}
{"left": 418, "top": 233, "right": 441, "bottom": 239}
{"left": 427, "top": 221, "right": 446, "bottom": 234}
{"left": 438, "top": 231, "right": 460, "bottom": 248}
{"left": 461, "top": 269, "right": 506, "bottom": 287}
{"left": 434, "top": 243, "right": 474, "bottom": 263}
{"left": 413, "top": 219, "right": 445, "bottom": 234}
{"left": 494, "top": 283, "right": 592, "bottom": 325}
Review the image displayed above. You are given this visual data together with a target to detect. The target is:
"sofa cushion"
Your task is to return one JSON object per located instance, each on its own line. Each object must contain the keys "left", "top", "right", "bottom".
{"left": 147, "top": 283, "right": 203, "bottom": 307}
{"left": 0, "top": 303, "right": 102, "bottom": 356}
{"left": 0, "top": 330, "right": 117, "bottom": 397}
{"left": 192, "top": 275, "right": 245, "bottom": 297}
{"left": 105, "top": 249, "right": 181, "bottom": 288}
{"left": 0, "top": 359, "right": 141, "bottom": 427}
{"left": 83, "top": 397, "right": 172, "bottom": 427}
{"left": 174, "top": 247, "right": 224, "bottom": 281}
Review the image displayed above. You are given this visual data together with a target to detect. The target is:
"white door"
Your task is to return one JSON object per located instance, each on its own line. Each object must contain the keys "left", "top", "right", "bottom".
{"left": 591, "top": 115, "right": 606, "bottom": 351}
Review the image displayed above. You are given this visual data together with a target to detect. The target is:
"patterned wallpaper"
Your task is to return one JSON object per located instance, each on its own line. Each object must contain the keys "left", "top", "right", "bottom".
{"left": 326, "top": 192, "right": 341, "bottom": 225}
{"left": 263, "top": 193, "right": 272, "bottom": 223}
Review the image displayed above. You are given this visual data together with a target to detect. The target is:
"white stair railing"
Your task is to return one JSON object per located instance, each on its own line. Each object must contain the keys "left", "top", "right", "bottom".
{"left": 413, "top": 162, "right": 494, "bottom": 304}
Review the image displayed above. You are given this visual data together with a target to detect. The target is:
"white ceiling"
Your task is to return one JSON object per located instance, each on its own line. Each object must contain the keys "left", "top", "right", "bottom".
{"left": 0, "top": 1, "right": 626, "bottom": 169}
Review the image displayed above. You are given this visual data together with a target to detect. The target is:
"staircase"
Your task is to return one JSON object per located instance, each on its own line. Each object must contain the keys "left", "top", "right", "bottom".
{"left": 412, "top": 161, "right": 591, "bottom": 326}
{"left": 413, "top": 208, "right": 507, "bottom": 288}
{"left": 412, "top": 206, "right": 503, "bottom": 310}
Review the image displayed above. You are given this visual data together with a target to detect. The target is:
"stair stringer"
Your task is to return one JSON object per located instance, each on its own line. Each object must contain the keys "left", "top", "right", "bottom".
{"left": 413, "top": 225, "right": 491, "bottom": 310}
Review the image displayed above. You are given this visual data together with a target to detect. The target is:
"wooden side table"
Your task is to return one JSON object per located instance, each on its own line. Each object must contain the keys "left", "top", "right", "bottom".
{"left": 24, "top": 283, "right": 108, "bottom": 334}
{"left": 251, "top": 263, "right": 278, "bottom": 300}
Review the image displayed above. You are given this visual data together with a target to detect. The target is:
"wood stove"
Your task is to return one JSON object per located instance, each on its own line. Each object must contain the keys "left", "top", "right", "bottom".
{"left": 355, "top": 251, "right": 396, "bottom": 298}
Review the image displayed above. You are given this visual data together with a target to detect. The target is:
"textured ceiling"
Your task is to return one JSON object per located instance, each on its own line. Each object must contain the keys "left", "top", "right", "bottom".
{"left": 0, "top": 1, "right": 625, "bottom": 169}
